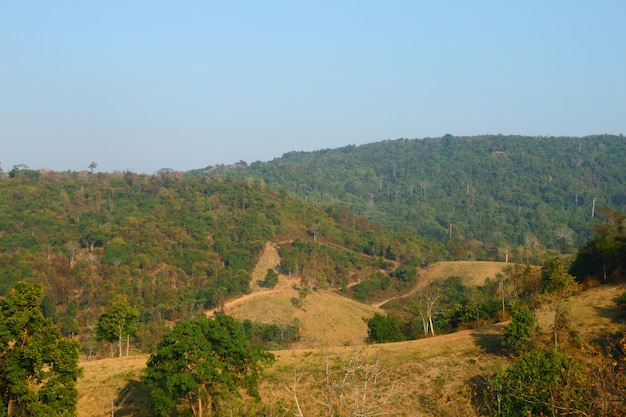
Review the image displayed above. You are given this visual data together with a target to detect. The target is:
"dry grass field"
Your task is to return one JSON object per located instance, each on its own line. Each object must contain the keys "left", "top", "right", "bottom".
{"left": 77, "top": 282, "right": 626, "bottom": 417}
{"left": 417, "top": 261, "right": 509, "bottom": 286}
{"left": 76, "top": 251, "right": 625, "bottom": 416}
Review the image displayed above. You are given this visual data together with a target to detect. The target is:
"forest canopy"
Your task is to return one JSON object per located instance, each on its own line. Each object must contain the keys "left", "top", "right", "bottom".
{"left": 198, "top": 134, "right": 626, "bottom": 261}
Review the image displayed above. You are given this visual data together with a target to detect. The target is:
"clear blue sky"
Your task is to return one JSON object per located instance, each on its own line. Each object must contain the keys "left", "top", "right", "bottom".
{"left": 2, "top": 1, "right": 625, "bottom": 173}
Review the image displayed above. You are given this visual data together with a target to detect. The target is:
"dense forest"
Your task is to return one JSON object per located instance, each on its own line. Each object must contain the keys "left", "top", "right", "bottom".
{"left": 2, "top": 136, "right": 626, "bottom": 416}
{"left": 0, "top": 169, "right": 427, "bottom": 352}
{"left": 194, "top": 134, "right": 626, "bottom": 262}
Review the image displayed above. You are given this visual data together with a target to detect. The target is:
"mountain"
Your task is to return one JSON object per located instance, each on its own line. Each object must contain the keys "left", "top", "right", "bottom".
{"left": 192, "top": 134, "right": 626, "bottom": 262}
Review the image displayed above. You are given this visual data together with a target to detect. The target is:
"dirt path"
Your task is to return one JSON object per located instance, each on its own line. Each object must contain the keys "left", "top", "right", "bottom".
{"left": 205, "top": 242, "right": 300, "bottom": 316}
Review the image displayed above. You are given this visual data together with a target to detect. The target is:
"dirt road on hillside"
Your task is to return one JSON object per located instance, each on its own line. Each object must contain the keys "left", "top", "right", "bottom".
{"left": 205, "top": 242, "right": 301, "bottom": 316}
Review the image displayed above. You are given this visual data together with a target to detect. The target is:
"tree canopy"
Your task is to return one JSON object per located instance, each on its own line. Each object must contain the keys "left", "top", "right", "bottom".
{"left": 200, "top": 134, "right": 626, "bottom": 261}
{"left": 0, "top": 282, "right": 81, "bottom": 416}
{"left": 144, "top": 314, "right": 274, "bottom": 417}
{"left": 0, "top": 171, "right": 417, "bottom": 353}
{"left": 95, "top": 296, "right": 139, "bottom": 357}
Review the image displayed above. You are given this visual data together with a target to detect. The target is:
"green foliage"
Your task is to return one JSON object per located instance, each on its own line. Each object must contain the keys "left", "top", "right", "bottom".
{"left": 365, "top": 313, "right": 405, "bottom": 343}
{"left": 95, "top": 296, "right": 139, "bottom": 357}
{"left": 295, "top": 286, "right": 310, "bottom": 309}
{"left": 201, "top": 135, "right": 626, "bottom": 260}
{"left": 352, "top": 274, "right": 383, "bottom": 300}
{"left": 0, "top": 171, "right": 414, "bottom": 347}
{"left": 397, "top": 276, "right": 502, "bottom": 339}
{"left": 242, "top": 319, "right": 298, "bottom": 350}
{"left": 0, "top": 282, "right": 81, "bottom": 416}
{"left": 570, "top": 207, "right": 626, "bottom": 283}
{"left": 40, "top": 295, "right": 56, "bottom": 320}
{"left": 279, "top": 239, "right": 379, "bottom": 290}
{"left": 262, "top": 268, "right": 279, "bottom": 288}
{"left": 541, "top": 257, "right": 576, "bottom": 295}
{"left": 502, "top": 308, "right": 538, "bottom": 354}
{"left": 144, "top": 314, "right": 274, "bottom": 416}
{"left": 485, "top": 349, "right": 581, "bottom": 417}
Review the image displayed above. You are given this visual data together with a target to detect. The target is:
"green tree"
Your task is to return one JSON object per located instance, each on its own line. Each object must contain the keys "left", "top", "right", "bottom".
{"left": 570, "top": 207, "right": 626, "bottom": 283}
{"left": 502, "top": 308, "right": 538, "bottom": 354}
{"left": 144, "top": 314, "right": 274, "bottom": 417}
{"left": 0, "top": 282, "right": 81, "bottom": 416}
{"left": 365, "top": 313, "right": 405, "bottom": 343}
{"left": 485, "top": 349, "right": 581, "bottom": 416}
{"left": 262, "top": 268, "right": 279, "bottom": 288}
{"left": 61, "top": 300, "right": 79, "bottom": 337}
{"left": 40, "top": 295, "right": 56, "bottom": 320}
{"left": 296, "top": 285, "right": 310, "bottom": 309}
{"left": 95, "top": 296, "right": 138, "bottom": 357}
{"left": 541, "top": 257, "right": 576, "bottom": 296}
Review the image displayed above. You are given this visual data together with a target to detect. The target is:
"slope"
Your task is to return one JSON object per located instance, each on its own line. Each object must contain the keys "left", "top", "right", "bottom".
{"left": 197, "top": 134, "right": 626, "bottom": 260}
{"left": 208, "top": 242, "right": 382, "bottom": 348}
{"left": 77, "top": 283, "right": 626, "bottom": 417}
{"left": 0, "top": 172, "right": 423, "bottom": 351}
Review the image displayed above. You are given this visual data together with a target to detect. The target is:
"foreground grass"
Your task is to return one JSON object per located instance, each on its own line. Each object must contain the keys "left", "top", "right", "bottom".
{"left": 78, "top": 321, "right": 505, "bottom": 417}
{"left": 78, "top": 354, "right": 151, "bottom": 417}
{"left": 77, "top": 283, "right": 626, "bottom": 417}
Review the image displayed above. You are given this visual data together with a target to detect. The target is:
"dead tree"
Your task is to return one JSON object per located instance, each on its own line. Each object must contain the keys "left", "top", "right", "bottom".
{"left": 286, "top": 346, "right": 402, "bottom": 417}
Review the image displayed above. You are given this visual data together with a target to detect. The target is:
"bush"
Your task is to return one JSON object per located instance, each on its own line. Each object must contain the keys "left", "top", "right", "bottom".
{"left": 365, "top": 313, "right": 405, "bottom": 343}
{"left": 485, "top": 349, "right": 581, "bottom": 417}
{"left": 502, "top": 308, "right": 538, "bottom": 354}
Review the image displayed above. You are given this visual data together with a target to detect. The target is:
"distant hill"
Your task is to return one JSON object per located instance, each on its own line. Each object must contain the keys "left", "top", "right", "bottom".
{"left": 192, "top": 134, "right": 626, "bottom": 261}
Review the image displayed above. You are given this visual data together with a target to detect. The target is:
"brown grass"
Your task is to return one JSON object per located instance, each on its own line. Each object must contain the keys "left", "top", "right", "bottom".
{"left": 418, "top": 261, "right": 509, "bottom": 286}
{"left": 77, "top": 354, "right": 151, "bottom": 417}
{"left": 224, "top": 289, "right": 382, "bottom": 349}
{"left": 535, "top": 284, "right": 626, "bottom": 341}
{"left": 76, "top": 250, "right": 626, "bottom": 417}
{"left": 77, "top": 283, "right": 626, "bottom": 417}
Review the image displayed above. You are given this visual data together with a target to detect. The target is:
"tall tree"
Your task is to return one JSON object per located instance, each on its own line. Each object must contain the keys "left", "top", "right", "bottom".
{"left": 0, "top": 282, "right": 81, "bottom": 416}
{"left": 418, "top": 287, "right": 441, "bottom": 336}
{"left": 144, "top": 314, "right": 274, "bottom": 417}
{"left": 95, "top": 296, "right": 138, "bottom": 357}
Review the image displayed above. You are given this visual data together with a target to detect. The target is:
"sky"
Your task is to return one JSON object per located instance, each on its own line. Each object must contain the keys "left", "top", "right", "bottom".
{"left": 2, "top": 1, "right": 625, "bottom": 174}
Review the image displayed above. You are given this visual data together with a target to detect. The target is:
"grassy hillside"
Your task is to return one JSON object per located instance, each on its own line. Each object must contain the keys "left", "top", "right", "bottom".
{"left": 224, "top": 289, "right": 380, "bottom": 348}
{"left": 417, "top": 261, "right": 509, "bottom": 286}
{"left": 77, "top": 283, "right": 626, "bottom": 417}
{"left": 215, "top": 245, "right": 510, "bottom": 347}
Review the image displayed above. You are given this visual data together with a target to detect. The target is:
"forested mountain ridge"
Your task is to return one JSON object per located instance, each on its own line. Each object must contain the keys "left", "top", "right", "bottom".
{"left": 0, "top": 170, "right": 427, "bottom": 352}
{"left": 194, "top": 134, "right": 626, "bottom": 261}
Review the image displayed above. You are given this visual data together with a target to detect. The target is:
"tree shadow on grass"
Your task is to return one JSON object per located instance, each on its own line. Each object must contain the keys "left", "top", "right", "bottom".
{"left": 470, "top": 329, "right": 504, "bottom": 355}
{"left": 592, "top": 300, "right": 626, "bottom": 323}
{"left": 113, "top": 379, "right": 153, "bottom": 417}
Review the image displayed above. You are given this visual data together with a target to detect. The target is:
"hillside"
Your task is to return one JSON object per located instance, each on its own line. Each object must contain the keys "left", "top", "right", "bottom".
{"left": 213, "top": 244, "right": 509, "bottom": 347}
{"left": 76, "top": 283, "right": 626, "bottom": 417}
{"left": 0, "top": 171, "right": 427, "bottom": 354}
{"left": 196, "top": 134, "right": 626, "bottom": 261}
{"left": 221, "top": 260, "right": 510, "bottom": 348}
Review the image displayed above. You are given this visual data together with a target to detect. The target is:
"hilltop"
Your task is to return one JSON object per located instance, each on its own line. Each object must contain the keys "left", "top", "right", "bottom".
{"left": 196, "top": 134, "right": 626, "bottom": 261}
